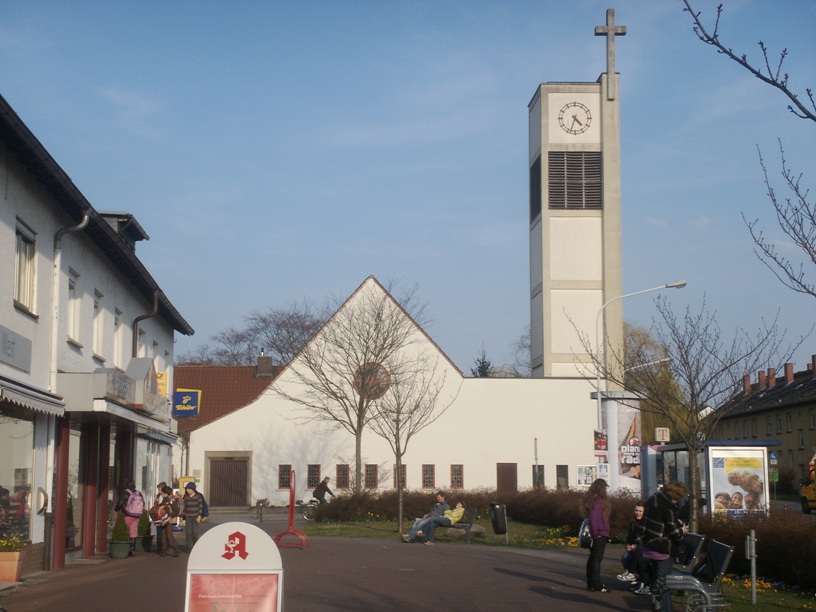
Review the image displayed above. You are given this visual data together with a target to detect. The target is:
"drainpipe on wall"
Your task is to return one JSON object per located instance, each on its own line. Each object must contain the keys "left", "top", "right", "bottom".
{"left": 50, "top": 214, "right": 89, "bottom": 392}
{"left": 132, "top": 290, "right": 160, "bottom": 358}
{"left": 48, "top": 214, "right": 88, "bottom": 542}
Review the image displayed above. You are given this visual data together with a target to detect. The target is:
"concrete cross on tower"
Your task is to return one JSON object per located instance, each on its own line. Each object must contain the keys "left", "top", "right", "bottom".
{"left": 595, "top": 8, "right": 627, "bottom": 101}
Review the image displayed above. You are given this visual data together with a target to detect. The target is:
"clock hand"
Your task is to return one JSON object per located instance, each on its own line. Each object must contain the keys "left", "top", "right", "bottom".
{"left": 571, "top": 114, "right": 583, "bottom": 127}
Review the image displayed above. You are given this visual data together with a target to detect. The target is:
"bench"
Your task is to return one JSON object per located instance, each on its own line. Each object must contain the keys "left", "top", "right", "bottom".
{"left": 446, "top": 508, "right": 477, "bottom": 544}
{"left": 666, "top": 538, "right": 734, "bottom": 611}
{"left": 673, "top": 532, "right": 706, "bottom": 573}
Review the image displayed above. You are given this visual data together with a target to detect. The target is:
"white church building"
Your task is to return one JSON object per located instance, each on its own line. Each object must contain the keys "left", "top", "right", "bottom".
{"left": 176, "top": 10, "right": 647, "bottom": 507}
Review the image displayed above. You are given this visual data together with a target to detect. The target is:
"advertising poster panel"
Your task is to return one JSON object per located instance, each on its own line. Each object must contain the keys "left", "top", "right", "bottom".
{"left": 616, "top": 403, "right": 642, "bottom": 483}
{"left": 577, "top": 465, "right": 597, "bottom": 487}
{"left": 708, "top": 447, "right": 768, "bottom": 516}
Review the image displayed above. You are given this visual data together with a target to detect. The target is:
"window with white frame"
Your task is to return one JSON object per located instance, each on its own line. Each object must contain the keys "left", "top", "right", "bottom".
{"left": 14, "top": 221, "right": 36, "bottom": 311}
{"left": 92, "top": 290, "right": 104, "bottom": 358}
{"left": 767, "top": 417, "right": 773, "bottom": 436}
{"left": 67, "top": 270, "right": 80, "bottom": 342}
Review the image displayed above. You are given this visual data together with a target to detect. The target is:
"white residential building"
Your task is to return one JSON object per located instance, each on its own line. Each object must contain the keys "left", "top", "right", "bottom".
{"left": 0, "top": 94, "right": 193, "bottom": 572}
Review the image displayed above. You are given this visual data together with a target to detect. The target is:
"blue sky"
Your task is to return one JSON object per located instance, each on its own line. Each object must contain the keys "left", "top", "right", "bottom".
{"left": 2, "top": 1, "right": 814, "bottom": 373}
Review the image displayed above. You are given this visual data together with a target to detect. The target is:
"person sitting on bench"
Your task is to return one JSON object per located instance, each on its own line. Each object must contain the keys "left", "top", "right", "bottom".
{"left": 403, "top": 502, "right": 465, "bottom": 545}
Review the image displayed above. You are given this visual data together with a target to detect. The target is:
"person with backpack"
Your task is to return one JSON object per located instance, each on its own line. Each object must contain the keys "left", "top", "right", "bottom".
{"left": 579, "top": 478, "right": 611, "bottom": 593}
{"left": 113, "top": 479, "right": 144, "bottom": 556}
{"left": 181, "top": 482, "right": 207, "bottom": 551}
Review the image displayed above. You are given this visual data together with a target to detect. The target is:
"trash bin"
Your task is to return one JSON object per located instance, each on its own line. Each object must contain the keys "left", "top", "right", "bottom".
{"left": 490, "top": 502, "right": 507, "bottom": 535}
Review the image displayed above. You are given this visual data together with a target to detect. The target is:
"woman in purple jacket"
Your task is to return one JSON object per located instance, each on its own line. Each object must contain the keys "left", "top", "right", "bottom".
{"left": 580, "top": 478, "right": 611, "bottom": 593}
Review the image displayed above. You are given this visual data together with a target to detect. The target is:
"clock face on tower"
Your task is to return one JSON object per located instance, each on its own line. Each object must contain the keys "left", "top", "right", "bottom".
{"left": 557, "top": 101, "right": 592, "bottom": 135}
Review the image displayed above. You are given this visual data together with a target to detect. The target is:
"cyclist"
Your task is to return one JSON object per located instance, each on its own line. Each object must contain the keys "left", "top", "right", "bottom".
{"left": 313, "top": 477, "right": 334, "bottom": 505}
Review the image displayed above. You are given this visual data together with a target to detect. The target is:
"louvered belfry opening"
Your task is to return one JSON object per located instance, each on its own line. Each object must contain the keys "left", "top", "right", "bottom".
{"left": 547, "top": 151, "right": 602, "bottom": 209}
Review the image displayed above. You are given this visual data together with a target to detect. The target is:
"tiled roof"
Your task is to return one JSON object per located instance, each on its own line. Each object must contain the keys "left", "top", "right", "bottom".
{"left": 173, "top": 365, "right": 281, "bottom": 433}
{"left": 726, "top": 368, "right": 816, "bottom": 417}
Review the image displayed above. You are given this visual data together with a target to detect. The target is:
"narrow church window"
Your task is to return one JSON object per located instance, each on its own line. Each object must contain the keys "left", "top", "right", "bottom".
{"left": 393, "top": 464, "right": 406, "bottom": 489}
{"left": 336, "top": 464, "right": 350, "bottom": 489}
{"left": 548, "top": 151, "right": 602, "bottom": 209}
{"left": 529, "top": 155, "right": 542, "bottom": 222}
{"left": 278, "top": 464, "right": 292, "bottom": 489}
{"left": 450, "top": 464, "right": 464, "bottom": 489}
{"left": 307, "top": 464, "right": 321, "bottom": 487}
{"left": 364, "top": 464, "right": 378, "bottom": 489}
{"left": 422, "top": 464, "right": 435, "bottom": 489}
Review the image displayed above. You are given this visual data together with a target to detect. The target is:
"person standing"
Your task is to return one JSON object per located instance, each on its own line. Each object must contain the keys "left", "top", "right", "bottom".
{"left": 637, "top": 481, "right": 687, "bottom": 611}
{"left": 152, "top": 482, "right": 167, "bottom": 555}
{"left": 181, "top": 482, "right": 205, "bottom": 551}
{"left": 113, "top": 479, "right": 144, "bottom": 556}
{"left": 580, "top": 478, "right": 610, "bottom": 593}
{"left": 312, "top": 477, "right": 334, "bottom": 505}
{"left": 157, "top": 486, "right": 180, "bottom": 557}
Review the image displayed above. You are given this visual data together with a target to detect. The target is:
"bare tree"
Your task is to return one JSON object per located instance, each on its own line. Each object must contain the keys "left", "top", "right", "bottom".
{"left": 245, "top": 300, "right": 325, "bottom": 365}
{"left": 624, "top": 322, "right": 683, "bottom": 446}
{"left": 683, "top": 2, "right": 816, "bottom": 298}
{"left": 273, "top": 278, "right": 422, "bottom": 494}
{"left": 368, "top": 352, "right": 461, "bottom": 529}
{"left": 175, "top": 302, "right": 325, "bottom": 366}
{"left": 744, "top": 144, "right": 816, "bottom": 298}
{"left": 682, "top": 1, "right": 815, "bottom": 122}
{"left": 507, "top": 326, "right": 531, "bottom": 378}
{"left": 588, "top": 296, "right": 792, "bottom": 531}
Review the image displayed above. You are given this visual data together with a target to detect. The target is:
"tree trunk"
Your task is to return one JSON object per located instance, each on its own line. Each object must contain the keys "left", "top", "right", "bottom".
{"left": 687, "top": 445, "right": 701, "bottom": 533}
{"left": 396, "top": 448, "right": 404, "bottom": 532}
{"left": 354, "top": 431, "right": 362, "bottom": 495}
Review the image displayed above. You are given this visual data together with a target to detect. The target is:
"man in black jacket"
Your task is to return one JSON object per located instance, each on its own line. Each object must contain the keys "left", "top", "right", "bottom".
{"left": 636, "top": 482, "right": 687, "bottom": 611}
{"left": 313, "top": 477, "right": 334, "bottom": 504}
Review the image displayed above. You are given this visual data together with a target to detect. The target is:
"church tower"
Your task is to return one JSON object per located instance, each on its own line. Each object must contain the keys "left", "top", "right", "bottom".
{"left": 529, "top": 9, "right": 625, "bottom": 381}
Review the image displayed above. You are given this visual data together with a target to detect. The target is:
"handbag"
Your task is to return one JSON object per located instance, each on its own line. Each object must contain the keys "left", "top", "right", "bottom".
{"left": 579, "top": 518, "right": 593, "bottom": 549}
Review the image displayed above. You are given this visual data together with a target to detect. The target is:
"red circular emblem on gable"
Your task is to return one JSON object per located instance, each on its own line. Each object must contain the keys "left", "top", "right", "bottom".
{"left": 353, "top": 363, "right": 391, "bottom": 400}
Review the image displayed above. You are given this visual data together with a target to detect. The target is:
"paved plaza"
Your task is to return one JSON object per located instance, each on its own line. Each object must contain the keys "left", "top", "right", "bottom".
{"left": 0, "top": 510, "right": 654, "bottom": 611}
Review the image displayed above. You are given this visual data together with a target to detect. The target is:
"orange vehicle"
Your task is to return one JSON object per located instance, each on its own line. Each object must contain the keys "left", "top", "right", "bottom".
{"left": 800, "top": 452, "right": 816, "bottom": 514}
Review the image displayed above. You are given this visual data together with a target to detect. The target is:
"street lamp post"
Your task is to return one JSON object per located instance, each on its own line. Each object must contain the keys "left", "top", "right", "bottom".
{"left": 594, "top": 280, "right": 687, "bottom": 431}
